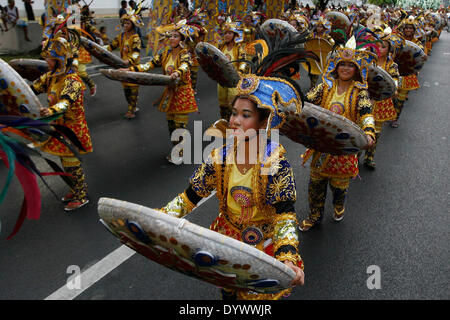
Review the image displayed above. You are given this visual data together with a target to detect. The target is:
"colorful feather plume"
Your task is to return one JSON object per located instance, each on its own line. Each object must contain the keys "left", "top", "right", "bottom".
{"left": 0, "top": 115, "right": 84, "bottom": 239}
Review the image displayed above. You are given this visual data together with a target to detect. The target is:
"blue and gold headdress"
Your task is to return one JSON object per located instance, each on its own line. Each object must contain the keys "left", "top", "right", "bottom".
{"left": 235, "top": 74, "right": 302, "bottom": 134}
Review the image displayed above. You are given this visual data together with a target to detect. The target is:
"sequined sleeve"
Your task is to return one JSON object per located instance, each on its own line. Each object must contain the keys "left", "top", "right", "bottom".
{"left": 189, "top": 151, "right": 218, "bottom": 198}
{"left": 48, "top": 75, "right": 83, "bottom": 115}
{"left": 31, "top": 72, "right": 50, "bottom": 95}
{"left": 133, "top": 49, "right": 163, "bottom": 72}
{"left": 107, "top": 34, "right": 120, "bottom": 51}
{"left": 357, "top": 89, "right": 376, "bottom": 138}
{"left": 266, "top": 159, "right": 301, "bottom": 266}
{"left": 306, "top": 82, "right": 325, "bottom": 105}
{"left": 128, "top": 34, "right": 141, "bottom": 67}
{"left": 176, "top": 50, "right": 192, "bottom": 77}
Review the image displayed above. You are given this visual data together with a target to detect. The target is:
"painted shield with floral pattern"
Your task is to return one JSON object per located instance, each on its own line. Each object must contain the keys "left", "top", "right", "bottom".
{"left": 100, "top": 69, "right": 178, "bottom": 86}
{"left": 260, "top": 19, "right": 298, "bottom": 42}
{"left": 280, "top": 102, "right": 369, "bottom": 155}
{"left": 98, "top": 197, "right": 295, "bottom": 294}
{"left": 195, "top": 42, "right": 240, "bottom": 88}
{"left": 325, "top": 11, "right": 351, "bottom": 44}
{"left": 0, "top": 58, "right": 43, "bottom": 119}
{"left": 80, "top": 37, "right": 128, "bottom": 68}
{"left": 367, "top": 64, "right": 396, "bottom": 101}
{"left": 394, "top": 40, "right": 426, "bottom": 76}
{"left": 9, "top": 59, "right": 49, "bottom": 82}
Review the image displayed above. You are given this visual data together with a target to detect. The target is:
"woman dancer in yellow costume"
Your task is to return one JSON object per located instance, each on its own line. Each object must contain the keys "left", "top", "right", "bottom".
{"left": 217, "top": 19, "right": 243, "bottom": 120}
{"left": 106, "top": 9, "right": 143, "bottom": 119}
{"left": 33, "top": 34, "right": 93, "bottom": 211}
{"left": 391, "top": 16, "right": 425, "bottom": 128}
{"left": 299, "top": 36, "right": 376, "bottom": 231}
{"left": 160, "top": 75, "right": 305, "bottom": 300}
{"left": 126, "top": 20, "right": 198, "bottom": 163}
{"left": 363, "top": 26, "right": 400, "bottom": 170}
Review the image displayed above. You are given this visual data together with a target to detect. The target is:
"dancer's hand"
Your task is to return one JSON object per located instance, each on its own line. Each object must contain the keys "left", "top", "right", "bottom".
{"left": 170, "top": 71, "right": 180, "bottom": 79}
{"left": 40, "top": 107, "right": 51, "bottom": 117}
{"left": 284, "top": 260, "right": 305, "bottom": 286}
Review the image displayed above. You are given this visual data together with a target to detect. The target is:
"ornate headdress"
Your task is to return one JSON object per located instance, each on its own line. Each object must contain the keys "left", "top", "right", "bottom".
{"left": 289, "top": 14, "right": 309, "bottom": 33}
{"left": 312, "top": 16, "right": 332, "bottom": 32}
{"left": 41, "top": 36, "right": 74, "bottom": 77}
{"left": 372, "top": 25, "right": 404, "bottom": 58}
{"left": 221, "top": 18, "right": 243, "bottom": 43}
{"left": 120, "top": 6, "right": 144, "bottom": 28}
{"left": 323, "top": 35, "right": 377, "bottom": 90}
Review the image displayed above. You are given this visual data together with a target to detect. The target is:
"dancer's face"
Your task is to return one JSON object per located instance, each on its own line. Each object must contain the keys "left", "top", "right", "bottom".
{"left": 378, "top": 40, "right": 390, "bottom": 58}
{"left": 169, "top": 31, "right": 182, "bottom": 48}
{"left": 223, "top": 31, "right": 235, "bottom": 44}
{"left": 230, "top": 98, "right": 267, "bottom": 139}
{"left": 45, "top": 58, "right": 57, "bottom": 71}
{"left": 123, "top": 20, "right": 133, "bottom": 32}
{"left": 337, "top": 62, "right": 357, "bottom": 81}
{"left": 316, "top": 24, "right": 324, "bottom": 34}
{"left": 404, "top": 25, "right": 415, "bottom": 37}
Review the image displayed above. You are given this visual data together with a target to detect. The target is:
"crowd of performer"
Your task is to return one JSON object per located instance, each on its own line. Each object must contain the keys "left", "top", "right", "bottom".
{"left": 1, "top": 0, "right": 448, "bottom": 300}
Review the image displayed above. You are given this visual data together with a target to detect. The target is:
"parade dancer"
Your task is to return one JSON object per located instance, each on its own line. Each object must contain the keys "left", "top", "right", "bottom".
{"left": 77, "top": 4, "right": 101, "bottom": 97}
{"left": 32, "top": 35, "right": 93, "bottom": 211}
{"left": 217, "top": 19, "right": 243, "bottom": 120}
{"left": 363, "top": 26, "right": 400, "bottom": 170}
{"left": 106, "top": 9, "right": 143, "bottom": 119}
{"left": 391, "top": 16, "right": 425, "bottom": 128}
{"left": 159, "top": 75, "right": 305, "bottom": 300}
{"left": 307, "top": 16, "right": 334, "bottom": 88}
{"left": 127, "top": 20, "right": 198, "bottom": 163}
{"left": 299, "top": 35, "right": 376, "bottom": 231}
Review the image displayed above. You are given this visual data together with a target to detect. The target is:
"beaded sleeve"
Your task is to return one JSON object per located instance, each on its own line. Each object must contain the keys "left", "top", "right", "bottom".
{"left": 266, "top": 158, "right": 302, "bottom": 266}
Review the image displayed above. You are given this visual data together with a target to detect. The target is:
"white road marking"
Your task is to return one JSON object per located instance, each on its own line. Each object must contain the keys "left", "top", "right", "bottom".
{"left": 44, "top": 191, "right": 216, "bottom": 300}
{"left": 44, "top": 245, "right": 135, "bottom": 300}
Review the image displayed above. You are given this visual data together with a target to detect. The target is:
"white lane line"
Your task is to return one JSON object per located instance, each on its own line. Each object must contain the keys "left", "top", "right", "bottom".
{"left": 45, "top": 245, "right": 136, "bottom": 300}
{"left": 44, "top": 191, "right": 216, "bottom": 300}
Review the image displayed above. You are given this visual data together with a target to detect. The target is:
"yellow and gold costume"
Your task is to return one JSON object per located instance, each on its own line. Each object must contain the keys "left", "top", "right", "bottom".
{"left": 162, "top": 141, "right": 303, "bottom": 300}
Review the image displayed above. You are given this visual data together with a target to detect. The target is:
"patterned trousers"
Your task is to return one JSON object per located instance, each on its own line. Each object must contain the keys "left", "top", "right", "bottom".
{"left": 167, "top": 113, "right": 189, "bottom": 146}
{"left": 60, "top": 156, "right": 88, "bottom": 202}
{"left": 394, "top": 89, "right": 408, "bottom": 121}
{"left": 364, "top": 127, "right": 382, "bottom": 164}
{"left": 124, "top": 85, "right": 139, "bottom": 113}
{"left": 308, "top": 171, "right": 349, "bottom": 222}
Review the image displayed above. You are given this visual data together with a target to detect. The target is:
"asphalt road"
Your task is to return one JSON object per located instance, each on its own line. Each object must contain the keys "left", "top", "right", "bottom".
{"left": 0, "top": 32, "right": 449, "bottom": 301}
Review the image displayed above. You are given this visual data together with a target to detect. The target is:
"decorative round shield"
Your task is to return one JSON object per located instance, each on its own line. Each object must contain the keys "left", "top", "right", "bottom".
{"left": 100, "top": 69, "right": 178, "bottom": 86}
{"left": 195, "top": 42, "right": 240, "bottom": 88}
{"left": 279, "top": 102, "right": 369, "bottom": 155}
{"left": 0, "top": 58, "right": 44, "bottom": 119}
{"left": 80, "top": 36, "right": 128, "bottom": 68}
{"left": 260, "top": 19, "right": 298, "bottom": 41}
{"left": 325, "top": 11, "right": 351, "bottom": 44}
{"left": 300, "top": 38, "right": 333, "bottom": 75}
{"left": 98, "top": 197, "right": 295, "bottom": 294}
{"left": 367, "top": 64, "right": 396, "bottom": 101}
{"left": 394, "top": 40, "right": 426, "bottom": 76}
{"left": 9, "top": 59, "right": 49, "bottom": 82}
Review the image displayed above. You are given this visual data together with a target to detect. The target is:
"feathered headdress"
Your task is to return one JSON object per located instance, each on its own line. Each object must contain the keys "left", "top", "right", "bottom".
{"left": 121, "top": 5, "right": 144, "bottom": 28}
{"left": 323, "top": 27, "right": 379, "bottom": 90}
{"left": 0, "top": 115, "right": 86, "bottom": 239}
{"left": 230, "top": 21, "right": 320, "bottom": 134}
